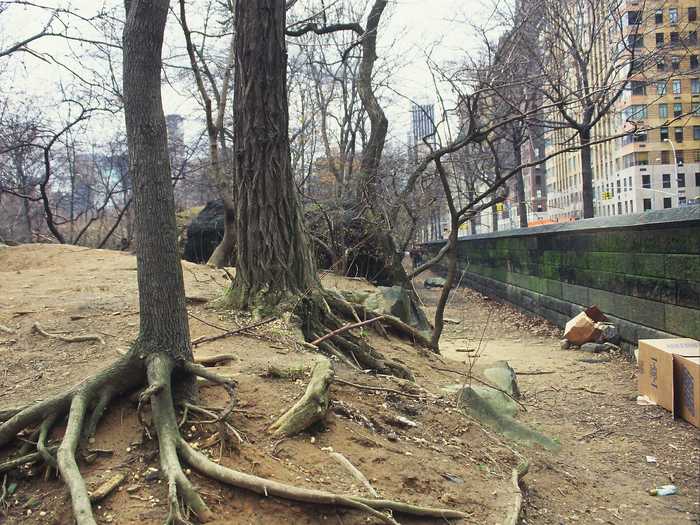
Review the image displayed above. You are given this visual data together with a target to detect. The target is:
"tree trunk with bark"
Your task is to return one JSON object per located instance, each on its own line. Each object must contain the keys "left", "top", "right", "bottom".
{"left": 579, "top": 127, "right": 594, "bottom": 219}
{"left": 512, "top": 143, "right": 528, "bottom": 228}
{"left": 228, "top": 0, "right": 318, "bottom": 309}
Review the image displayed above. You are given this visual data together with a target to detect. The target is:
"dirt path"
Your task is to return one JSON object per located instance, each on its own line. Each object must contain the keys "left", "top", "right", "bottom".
{"left": 424, "top": 286, "right": 700, "bottom": 525}
{"left": 0, "top": 245, "right": 698, "bottom": 525}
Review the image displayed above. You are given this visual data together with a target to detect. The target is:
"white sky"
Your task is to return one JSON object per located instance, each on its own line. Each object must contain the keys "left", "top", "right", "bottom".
{"left": 1, "top": 0, "right": 499, "bottom": 147}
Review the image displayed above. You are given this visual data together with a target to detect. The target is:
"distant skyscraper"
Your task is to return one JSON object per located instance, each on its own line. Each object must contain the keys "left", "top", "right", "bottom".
{"left": 410, "top": 103, "right": 436, "bottom": 145}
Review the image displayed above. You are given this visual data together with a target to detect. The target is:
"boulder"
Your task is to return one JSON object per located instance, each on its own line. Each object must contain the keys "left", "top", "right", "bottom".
{"left": 340, "top": 285, "right": 432, "bottom": 334}
{"left": 423, "top": 276, "right": 447, "bottom": 289}
{"left": 183, "top": 200, "right": 229, "bottom": 264}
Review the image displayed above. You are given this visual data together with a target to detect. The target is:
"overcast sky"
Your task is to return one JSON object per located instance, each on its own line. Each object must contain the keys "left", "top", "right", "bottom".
{"left": 1, "top": 0, "right": 497, "bottom": 147}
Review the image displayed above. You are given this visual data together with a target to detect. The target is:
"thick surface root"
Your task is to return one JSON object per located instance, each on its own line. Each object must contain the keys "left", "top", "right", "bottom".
{"left": 269, "top": 358, "right": 334, "bottom": 437}
{"left": 297, "top": 292, "right": 415, "bottom": 381}
{"left": 0, "top": 346, "right": 466, "bottom": 524}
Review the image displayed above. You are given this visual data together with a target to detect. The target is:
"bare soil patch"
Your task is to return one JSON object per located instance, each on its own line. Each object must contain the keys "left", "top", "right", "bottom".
{"left": 0, "top": 245, "right": 697, "bottom": 524}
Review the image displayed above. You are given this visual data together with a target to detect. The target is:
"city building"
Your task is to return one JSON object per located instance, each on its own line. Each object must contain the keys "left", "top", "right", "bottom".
{"left": 545, "top": 1, "right": 700, "bottom": 220}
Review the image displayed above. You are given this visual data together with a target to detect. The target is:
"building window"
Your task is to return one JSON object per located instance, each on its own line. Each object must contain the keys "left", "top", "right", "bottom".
{"left": 655, "top": 9, "right": 663, "bottom": 24}
{"left": 695, "top": 126, "right": 700, "bottom": 140}
{"left": 691, "top": 56, "right": 699, "bottom": 70}
{"left": 690, "top": 7, "right": 697, "bottom": 22}
{"left": 695, "top": 173, "right": 700, "bottom": 186}
{"left": 672, "top": 56, "right": 681, "bottom": 70}
{"left": 631, "top": 81, "right": 647, "bottom": 96}
{"left": 670, "top": 8, "right": 678, "bottom": 24}
{"left": 659, "top": 103, "right": 668, "bottom": 118}
{"left": 627, "top": 10, "right": 642, "bottom": 25}
{"left": 618, "top": 202, "right": 623, "bottom": 214}
{"left": 678, "top": 173, "right": 686, "bottom": 187}
{"left": 674, "top": 102, "right": 683, "bottom": 117}
{"left": 535, "top": 175, "right": 541, "bottom": 186}
{"left": 679, "top": 196, "right": 687, "bottom": 206}
{"left": 675, "top": 127, "right": 684, "bottom": 142}
{"left": 664, "top": 197, "right": 673, "bottom": 208}
{"left": 660, "top": 126, "right": 669, "bottom": 140}
{"left": 633, "top": 131, "right": 647, "bottom": 142}
{"left": 657, "top": 57, "right": 667, "bottom": 71}
{"left": 656, "top": 33, "right": 664, "bottom": 47}
{"left": 642, "top": 174, "right": 651, "bottom": 188}
{"left": 677, "top": 150, "right": 684, "bottom": 165}
{"left": 628, "top": 34, "right": 644, "bottom": 48}
{"left": 661, "top": 150, "right": 671, "bottom": 164}
{"left": 663, "top": 174, "right": 671, "bottom": 188}
{"left": 623, "top": 105, "right": 648, "bottom": 120}
{"left": 692, "top": 78, "right": 700, "bottom": 94}
{"left": 693, "top": 102, "right": 700, "bottom": 114}
{"left": 672, "top": 79, "right": 682, "bottom": 94}
{"left": 644, "top": 198, "right": 652, "bottom": 211}
{"left": 690, "top": 31, "right": 699, "bottom": 45}
{"left": 657, "top": 81, "right": 667, "bottom": 95}
{"left": 670, "top": 33, "right": 680, "bottom": 47}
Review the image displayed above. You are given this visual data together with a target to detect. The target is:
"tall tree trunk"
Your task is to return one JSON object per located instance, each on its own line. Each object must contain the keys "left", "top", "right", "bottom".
{"left": 580, "top": 127, "right": 594, "bottom": 219}
{"left": 356, "top": 0, "right": 389, "bottom": 203}
{"left": 123, "top": 0, "right": 193, "bottom": 361}
{"left": 513, "top": 143, "right": 528, "bottom": 228}
{"left": 229, "top": 0, "right": 318, "bottom": 308}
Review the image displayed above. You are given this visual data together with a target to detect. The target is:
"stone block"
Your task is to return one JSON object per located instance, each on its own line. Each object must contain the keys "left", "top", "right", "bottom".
{"left": 562, "top": 283, "right": 590, "bottom": 306}
{"left": 665, "top": 254, "right": 700, "bottom": 282}
{"left": 665, "top": 304, "right": 700, "bottom": 339}
{"left": 677, "top": 280, "right": 700, "bottom": 309}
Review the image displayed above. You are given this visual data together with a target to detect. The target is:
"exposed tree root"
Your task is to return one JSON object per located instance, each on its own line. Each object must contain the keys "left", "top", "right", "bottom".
{"left": 297, "top": 292, "right": 415, "bottom": 381}
{"left": 330, "top": 452, "right": 379, "bottom": 497}
{"left": 0, "top": 347, "right": 467, "bottom": 524}
{"left": 179, "top": 439, "right": 468, "bottom": 523}
{"left": 269, "top": 359, "right": 334, "bottom": 437}
{"left": 32, "top": 321, "right": 105, "bottom": 345}
{"left": 194, "top": 353, "right": 237, "bottom": 366}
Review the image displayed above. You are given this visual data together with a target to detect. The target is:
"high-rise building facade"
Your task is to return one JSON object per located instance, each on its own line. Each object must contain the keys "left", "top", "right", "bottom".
{"left": 545, "top": 1, "right": 700, "bottom": 220}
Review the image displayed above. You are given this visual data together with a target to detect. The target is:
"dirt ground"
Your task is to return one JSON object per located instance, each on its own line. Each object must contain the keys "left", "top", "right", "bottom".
{"left": 0, "top": 244, "right": 698, "bottom": 525}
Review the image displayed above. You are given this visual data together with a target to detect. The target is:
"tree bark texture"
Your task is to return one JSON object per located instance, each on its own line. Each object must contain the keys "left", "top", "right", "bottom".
{"left": 356, "top": 0, "right": 388, "bottom": 203}
{"left": 230, "top": 0, "right": 318, "bottom": 307}
{"left": 579, "top": 128, "right": 594, "bottom": 219}
{"left": 123, "top": 0, "right": 193, "bottom": 360}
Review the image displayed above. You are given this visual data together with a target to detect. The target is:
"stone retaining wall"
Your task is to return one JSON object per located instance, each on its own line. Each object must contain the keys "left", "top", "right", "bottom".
{"left": 424, "top": 208, "right": 700, "bottom": 350}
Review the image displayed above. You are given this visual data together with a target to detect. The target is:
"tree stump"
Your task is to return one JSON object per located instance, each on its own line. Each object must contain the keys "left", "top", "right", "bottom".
{"left": 269, "top": 359, "right": 334, "bottom": 437}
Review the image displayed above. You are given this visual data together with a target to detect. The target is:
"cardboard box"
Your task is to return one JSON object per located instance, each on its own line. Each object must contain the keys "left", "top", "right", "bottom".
{"left": 638, "top": 338, "right": 700, "bottom": 427}
{"left": 674, "top": 356, "right": 700, "bottom": 428}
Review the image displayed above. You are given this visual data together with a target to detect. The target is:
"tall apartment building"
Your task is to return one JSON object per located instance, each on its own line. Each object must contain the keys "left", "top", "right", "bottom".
{"left": 545, "top": 1, "right": 700, "bottom": 220}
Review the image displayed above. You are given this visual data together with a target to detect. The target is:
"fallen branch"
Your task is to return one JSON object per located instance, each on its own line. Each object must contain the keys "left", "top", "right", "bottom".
{"left": 32, "top": 322, "right": 105, "bottom": 345}
{"left": 269, "top": 359, "right": 334, "bottom": 437}
{"left": 0, "top": 447, "right": 58, "bottom": 474}
{"left": 335, "top": 377, "right": 422, "bottom": 400}
{"left": 515, "top": 370, "right": 555, "bottom": 376}
{"left": 89, "top": 472, "right": 126, "bottom": 502}
{"left": 310, "top": 316, "right": 385, "bottom": 347}
{"left": 192, "top": 317, "right": 276, "bottom": 347}
{"left": 504, "top": 461, "right": 529, "bottom": 525}
{"left": 330, "top": 452, "right": 379, "bottom": 497}
{"left": 195, "top": 354, "right": 237, "bottom": 366}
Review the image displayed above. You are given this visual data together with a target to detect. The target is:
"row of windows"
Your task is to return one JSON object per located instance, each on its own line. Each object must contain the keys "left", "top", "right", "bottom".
{"left": 619, "top": 149, "right": 700, "bottom": 168}
{"left": 652, "top": 31, "right": 698, "bottom": 48}
{"left": 636, "top": 7, "right": 699, "bottom": 25}
{"left": 631, "top": 31, "right": 698, "bottom": 48}
{"left": 623, "top": 125, "right": 700, "bottom": 144}
{"left": 642, "top": 172, "right": 700, "bottom": 188}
